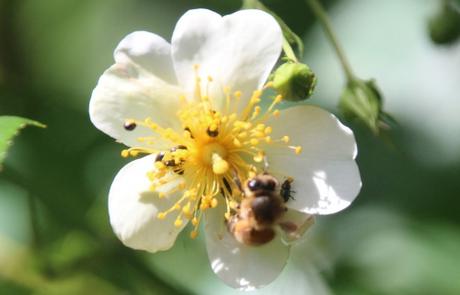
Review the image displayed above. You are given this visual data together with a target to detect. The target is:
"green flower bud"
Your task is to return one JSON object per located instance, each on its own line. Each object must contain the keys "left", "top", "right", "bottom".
{"left": 272, "top": 62, "right": 316, "bottom": 101}
{"left": 428, "top": 1, "right": 460, "bottom": 45}
{"left": 339, "top": 79, "right": 391, "bottom": 134}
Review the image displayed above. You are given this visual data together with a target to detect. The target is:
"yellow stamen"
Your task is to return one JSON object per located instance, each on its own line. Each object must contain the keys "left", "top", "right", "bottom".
{"left": 119, "top": 64, "right": 304, "bottom": 239}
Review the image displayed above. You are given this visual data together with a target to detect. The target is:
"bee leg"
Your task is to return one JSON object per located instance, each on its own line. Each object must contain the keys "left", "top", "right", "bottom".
{"left": 279, "top": 215, "right": 315, "bottom": 245}
{"left": 278, "top": 221, "right": 298, "bottom": 233}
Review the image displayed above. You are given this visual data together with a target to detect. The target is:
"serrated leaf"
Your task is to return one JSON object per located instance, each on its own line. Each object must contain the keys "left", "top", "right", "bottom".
{"left": 0, "top": 116, "right": 45, "bottom": 169}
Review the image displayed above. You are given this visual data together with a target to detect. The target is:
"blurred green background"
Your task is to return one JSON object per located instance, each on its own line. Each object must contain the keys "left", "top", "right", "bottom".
{"left": 1, "top": 0, "right": 460, "bottom": 294}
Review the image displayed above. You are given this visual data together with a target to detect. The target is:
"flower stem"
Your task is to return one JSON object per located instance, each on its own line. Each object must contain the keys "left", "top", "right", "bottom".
{"left": 282, "top": 38, "right": 299, "bottom": 62}
{"left": 242, "top": 0, "right": 303, "bottom": 61}
{"left": 306, "top": 0, "right": 356, "bottom": 81}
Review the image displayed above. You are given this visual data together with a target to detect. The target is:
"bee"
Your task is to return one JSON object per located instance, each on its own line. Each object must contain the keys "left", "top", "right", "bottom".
{"left": 227, "top": 173, "right": 297, "bottom": 246}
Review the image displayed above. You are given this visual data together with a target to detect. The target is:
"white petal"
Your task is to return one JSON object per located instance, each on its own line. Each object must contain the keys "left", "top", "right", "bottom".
{"left": 204, "top": 202, "right": 289, "bottom": 290}
{"left": 268, "top": 105, "right": 361, "bottom": 214}
{"left": 115, "top": 31, "right": 177, "bottom": 85}
{"left": 171, "top": 9, "right": 282, "bottom": 108}
{"left": 108, "top": 155, "right": 186, "bottom": 252}
{"left": 90, "top": 37, "right": 183, "bottom": 147}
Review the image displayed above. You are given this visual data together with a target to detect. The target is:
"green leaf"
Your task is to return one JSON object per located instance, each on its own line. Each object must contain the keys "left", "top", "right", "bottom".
{"left": 0, "top": 116, "right": 45, "bottom": 169}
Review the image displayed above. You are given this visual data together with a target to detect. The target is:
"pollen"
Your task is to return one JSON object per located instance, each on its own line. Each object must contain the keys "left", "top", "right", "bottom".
{"left": 118, "top": 64, "right": 302, "bottom": 239}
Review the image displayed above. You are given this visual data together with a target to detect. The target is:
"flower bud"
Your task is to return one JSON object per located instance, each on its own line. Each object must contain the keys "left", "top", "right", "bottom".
{"left": 271, "top": 62, "right": 316, "bottom": 101}
{"left": 428, "top": 1, "right": 460, "bottom": 45}
{"left": 339, "top": 79, "right": 392, "bottom": 134}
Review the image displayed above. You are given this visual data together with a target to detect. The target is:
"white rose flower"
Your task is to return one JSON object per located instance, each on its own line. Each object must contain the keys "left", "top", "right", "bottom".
{"left": 89, "top": 8, "right": 361, "bottom": 290}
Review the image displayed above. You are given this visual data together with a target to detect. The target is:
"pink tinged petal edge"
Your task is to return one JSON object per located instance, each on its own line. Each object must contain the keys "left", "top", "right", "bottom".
{"left": 108, "top": 155, "right": 187, "bottom": 253}
{"left": 268, "top": 105, "right": 362, "bottom": 215}
{"left": 171, "top": 8, "right": 283, "bottom": 109}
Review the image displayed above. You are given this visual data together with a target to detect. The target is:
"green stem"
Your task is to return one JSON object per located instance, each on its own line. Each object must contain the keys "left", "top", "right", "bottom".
{"left": 307, "top": 0, "right": 356, "bottom": 81}
{"left": 282, "top": 38, "right": 298, "bottom": 62}
{"left": 242, "top": 0, "right": 303, "bottom": 61}
{"left": 27, "top": 194, "right": 41, "bottom": 250}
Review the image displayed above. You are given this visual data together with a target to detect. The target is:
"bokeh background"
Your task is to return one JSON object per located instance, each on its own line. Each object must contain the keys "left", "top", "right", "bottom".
{"left": 1, "top": 0, "right": 460, "bottom": 294}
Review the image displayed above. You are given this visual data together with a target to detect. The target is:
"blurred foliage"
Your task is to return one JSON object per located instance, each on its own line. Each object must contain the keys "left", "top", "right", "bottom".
{"left": 428, "top": 0, "right": 460, "bottom": 45}
{"left": 0, "top": 0, "right": 459, "bottom": 295}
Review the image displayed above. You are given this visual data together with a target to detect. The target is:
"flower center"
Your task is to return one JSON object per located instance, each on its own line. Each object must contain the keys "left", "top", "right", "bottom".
{"left": 120, "top": 65, "right": 302, "bottom": 238}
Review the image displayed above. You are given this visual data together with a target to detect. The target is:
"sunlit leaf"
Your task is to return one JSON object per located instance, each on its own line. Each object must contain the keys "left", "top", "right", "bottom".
{"left": 0, "top": 116, "right": 45, "bottom": 169}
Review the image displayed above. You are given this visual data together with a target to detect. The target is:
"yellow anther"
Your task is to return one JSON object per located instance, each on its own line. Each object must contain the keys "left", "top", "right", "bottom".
{"left": 253, "top": 153, "right": 264, "bottom": 162}
{"left": 224, "top": 212, "right": 231, "bottom": 220}
{"left": 182, "top": 203, "right": 191, "bottom": 214}
{"left": 229, "top": 200, "right": 239, "bottom": 209}
{"left": 264, "top": 81, "right": 274, "bottom": 88}
{"left": 157, "top": 212, "right": 166, "bottom": 220}
{"left": 233, "top": 138, "right": 242, "bottom": 147}
{"left": 234, "top": 91, "right": 242, "bottom": 98}
{"left": 256, "top": 124, "right": 265, "bottom": 131}
{"left": 209, "top": 123, "right": 218, "bottom": 131}
{"left": 250, "top": 138, "right": 259, "bottom": 146}
{"left": 211, "top": 198, "right": 218, "bottom": 208}
{"left": 173, "top": 203, "right": 181, "bottom": 210}
{"left": 192, "top": 217, "right": 199, "bottom": 226}
{"left": 121, "top": 150, "right": 129, "bottom": 158}
{"left": 154, "top": 162, "right": 165, "bottom": 169}
{"left": 295, "top": 146, "right": 302, "bottom": 155}
{"left": 264, "top": 126, "right": 272, "bottom": 135}
{"left": 282, "top": 136, "right": 290, "bottom": 143}
{"left": 274, "top": 94, "right": 283, "bottom": 103}
{"left": 174, "top": 219, "right": 183, "bottom": 227}
{"left": 243, "top": 122, "right": 252, "bottom": 129}
{"left": 158, "top": 192, "right": 166, "bottom": 198}
{"left": 265, "top": 136, "right": 272, "bottom": 143}
{"left": 149, "top": 184, "right": 156, "bottom": 191}
{"left": 190, "top": 231, "right": 198, "bottom": 239}
{"left": 273, "top": 110, "right": 280, "bottom": 117}
{"left": 238, "top": 132, "right": 248, "bottom": 138}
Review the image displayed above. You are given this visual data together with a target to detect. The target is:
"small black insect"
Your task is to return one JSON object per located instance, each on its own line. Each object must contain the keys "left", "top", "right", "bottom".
{"left": 280, "top": 177, "right": 295, "bottom": 203}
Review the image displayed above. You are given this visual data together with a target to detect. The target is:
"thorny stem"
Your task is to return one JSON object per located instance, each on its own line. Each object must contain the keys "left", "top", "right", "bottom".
{"left": 307, "top": 0, "right": 356, "bottom": 81}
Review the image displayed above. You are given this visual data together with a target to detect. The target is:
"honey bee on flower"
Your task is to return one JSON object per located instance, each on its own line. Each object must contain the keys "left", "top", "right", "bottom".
{"left": 89, "top": 8, "right": 361, "bottom": 290}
